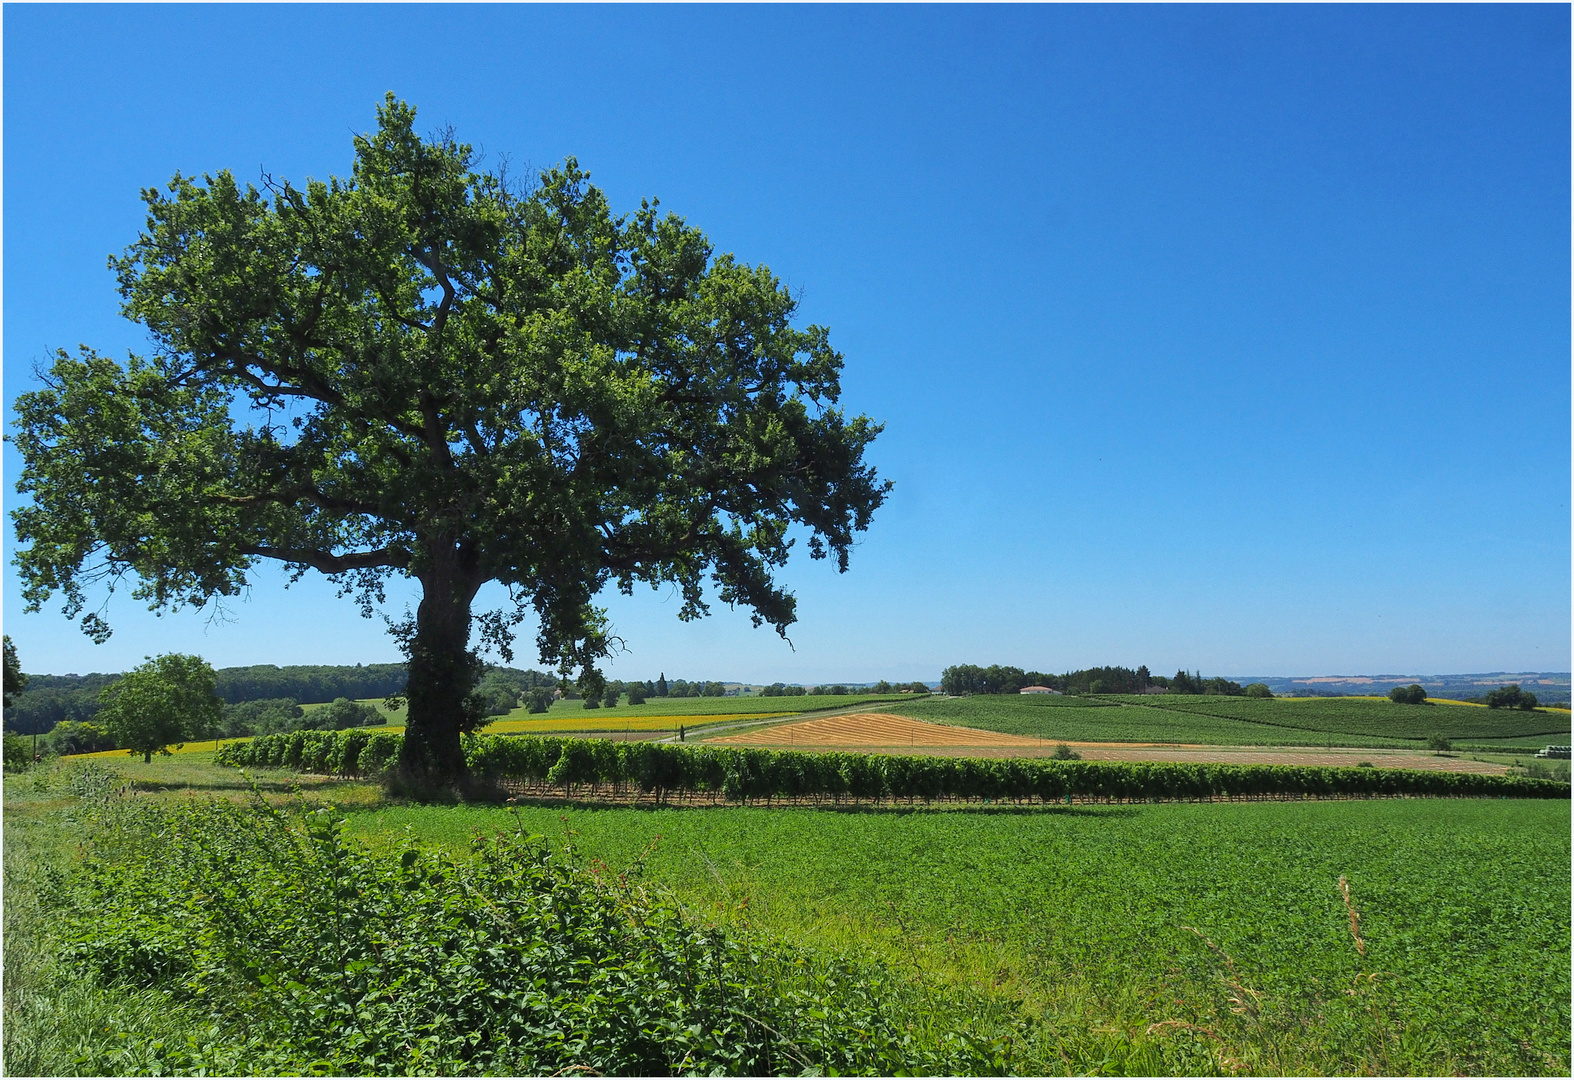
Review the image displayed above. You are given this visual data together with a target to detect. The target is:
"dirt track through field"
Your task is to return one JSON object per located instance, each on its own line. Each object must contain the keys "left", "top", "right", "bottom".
{"left": 710, "top": 712, "right": 1512, "bottom": 774}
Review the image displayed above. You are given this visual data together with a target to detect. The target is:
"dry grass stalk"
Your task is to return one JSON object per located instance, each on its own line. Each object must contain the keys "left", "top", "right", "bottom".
{"left": 1147, "top": 1019, "right": 1223, "bottom": 1040}
{"left": 1144, "top": 1021, "right": 1249, "bottom": 1074}
{"left": 1182, "top": 925, "right": 1263, "bottom": 1017}
{"left": 1338, "top": 875, "right": 1367, "bottom": 957}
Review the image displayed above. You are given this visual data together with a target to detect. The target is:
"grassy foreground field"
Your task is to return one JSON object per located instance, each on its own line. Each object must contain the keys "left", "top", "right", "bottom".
{"left": 6, "top": 752, "right": 1568, "bottom": 1076}
{"left": 891, "top": 694, "right": 1572, "bottom": 750}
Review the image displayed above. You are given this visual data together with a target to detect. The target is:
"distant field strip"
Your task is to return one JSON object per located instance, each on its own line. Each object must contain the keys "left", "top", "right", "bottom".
{"left": 508, "top": 694, "right": 912, "bottom": 721}
{"left": 1108, "top": 694, "right": 1572, "bottom": 741}
{"left": 486, "top": 713, "right": 770, "bottom": 734}
{"left": 998, "top": 694, "right": 1120, "bottom": 708}
{"left": 714, "top": 713, "right": 1036, "bottom": 747}
{"left": 80, "top": 742, "right": 227, "bottom": 757}
{"left": 889, "top": 697, "right": 1378, "bottom": 746}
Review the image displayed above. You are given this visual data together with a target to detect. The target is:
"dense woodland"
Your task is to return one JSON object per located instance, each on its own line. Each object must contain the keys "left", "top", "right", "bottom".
{"left": 940, "top": 664, "right": 1247, "bottom": 697}
{"left": 2, "top": 661, "right": 837, "bottom": 744}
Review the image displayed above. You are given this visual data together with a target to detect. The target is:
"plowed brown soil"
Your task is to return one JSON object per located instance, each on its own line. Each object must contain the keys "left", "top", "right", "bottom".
{"left": 709, "top": 712, "right": 1510, "bottom": 773}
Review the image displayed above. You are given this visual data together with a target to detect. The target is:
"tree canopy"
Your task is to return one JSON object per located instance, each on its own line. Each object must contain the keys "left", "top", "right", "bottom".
{"left": 10, "top": 97, "right": 889, "bottom": 784}
{"left": 1484, "top": 684, "right": 1538, "bottom": 711}
{"left": 97, "top": 653, "right": 221, "bottom": 763}
{"left": 2, "top": 636, "right": 25, "bottom": 712}
{"left": 1388, "top": 684, "right": 1428, "bottom": 705}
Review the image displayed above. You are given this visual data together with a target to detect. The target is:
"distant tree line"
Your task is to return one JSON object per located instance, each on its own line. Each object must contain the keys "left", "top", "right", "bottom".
{"left": 939, "top": 664, "right": 1250, "bottom": 697}
{"left": 3, "top": 646, "right": 937, "bottom": 752}
{"left": 760, "top": 681, "right": 929, "bottom": 697}
{"left": 4, "top": 663, "right": 415, "bottom": 734}
{"left": 211, "top": 664, "right": 410, "bottom": 704}
{"left": 4, "top": 655, "right": 934, "bottom": 736}
{"left": 1, "top": 660, "right": 568, "bottom": 740}
{"left": 2, "top": 671, "right": 122, "bottom": 734}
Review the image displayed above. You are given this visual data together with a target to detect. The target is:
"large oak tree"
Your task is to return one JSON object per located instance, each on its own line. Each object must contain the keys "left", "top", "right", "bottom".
{"left": 11, "top": 98, "right": 889, "bottom": 784}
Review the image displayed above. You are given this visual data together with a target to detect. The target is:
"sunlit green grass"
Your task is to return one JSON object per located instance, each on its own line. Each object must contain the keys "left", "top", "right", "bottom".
{"left": 344, "top": 796, "right": 1570, "bottom": 1076}
{"left": 10, "top": 750, "right": 1569, "bottom": 1076}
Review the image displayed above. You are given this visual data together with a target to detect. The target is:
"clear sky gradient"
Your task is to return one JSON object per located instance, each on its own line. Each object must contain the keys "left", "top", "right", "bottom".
{"left": 4, "top": 5, "right": 1568, "bottom": 682}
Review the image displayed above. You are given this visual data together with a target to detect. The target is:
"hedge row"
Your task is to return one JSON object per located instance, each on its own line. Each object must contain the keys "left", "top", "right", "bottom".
{"left": 214, "top": 730, "right": 1571, "bottom": 804}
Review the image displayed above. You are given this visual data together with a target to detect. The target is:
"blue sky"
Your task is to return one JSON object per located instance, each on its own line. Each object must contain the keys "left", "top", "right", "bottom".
{"left": 4, "top": 4, "right": 1568, "bottom": 681}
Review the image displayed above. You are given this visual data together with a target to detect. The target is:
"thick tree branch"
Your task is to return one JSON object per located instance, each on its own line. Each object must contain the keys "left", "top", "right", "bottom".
{"left": 412, "top": 244, "right": 457, "bottom": 338}
{"left": 418, "top": 390, "right": 456, "bottom": 468}
{"left": 240, "top": 544, "right": 410, "bottom": 574}
{"left": 219, "top": 350, "right": 429, "bottom": 443}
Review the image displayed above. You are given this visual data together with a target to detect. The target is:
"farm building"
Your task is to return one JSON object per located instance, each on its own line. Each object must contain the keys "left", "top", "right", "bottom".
{"left": 1019, "top": 686, "right": 1061, "bottom": 695}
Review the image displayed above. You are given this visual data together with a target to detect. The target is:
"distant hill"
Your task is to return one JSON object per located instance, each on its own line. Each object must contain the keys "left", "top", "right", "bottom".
{"left": 1231, "top": 672, "right": 1571, "bottom": 703}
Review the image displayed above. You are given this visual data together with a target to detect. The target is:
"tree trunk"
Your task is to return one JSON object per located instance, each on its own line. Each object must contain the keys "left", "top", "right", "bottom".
{"left": 398, "top": 550, "right": 483, "bottom": 788}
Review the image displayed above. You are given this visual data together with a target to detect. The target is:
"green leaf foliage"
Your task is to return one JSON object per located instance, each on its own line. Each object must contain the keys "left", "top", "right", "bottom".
{"left": 52, "top": 796, "right": 1026, "bottom": 1075}
{"left": 3, "top": 634, "right": 27, "bottom": 710}
{"left": 1485, "top": 684, "right": 1539, "bottom": 710}
{"left": 96, "top": 654, "right": 221, "bottom": 763}
{"left": 10, "top": 95, "right": 889, "bottom": 780}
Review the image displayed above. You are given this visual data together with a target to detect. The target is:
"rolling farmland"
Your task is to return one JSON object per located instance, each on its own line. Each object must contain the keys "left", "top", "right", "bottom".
{"left": 709, "top": 713, "right": 1514, "bottom": 773}
{"left": 885, "top": 693, "right": 1572, "bottom": 749}
{"left": 11, "top": 739, "right": 1569, "bottom": 1076}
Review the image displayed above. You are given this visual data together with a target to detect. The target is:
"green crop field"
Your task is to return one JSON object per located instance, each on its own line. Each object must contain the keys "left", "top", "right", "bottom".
{"left": 6, "top": 752, "right": 1568, "bottom": 1076}
{"left": 989, "top": 693, "right": 1120, "bottom": 708}
{"left": 890, "top": 694, "right": 1572, "bottom": 750}
{"left": 1109, "top": 695, "right": 1573, "bottom": 743}
{"left": 344, "top": 796, "right": 1570, "bottom": 1076}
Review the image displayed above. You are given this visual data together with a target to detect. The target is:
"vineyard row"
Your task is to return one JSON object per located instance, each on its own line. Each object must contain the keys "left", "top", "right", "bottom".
{"left": 214, "top": 730, "right": 1571, "bottom": 804}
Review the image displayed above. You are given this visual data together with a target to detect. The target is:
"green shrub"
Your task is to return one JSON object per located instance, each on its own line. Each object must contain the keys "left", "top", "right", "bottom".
{"left": 3, "top": 730, "right": 41, "bottom": 771}
{"left": 52, "top": 797, "right": 1025, "bottom": 1076}
{"left": 43, "top": 720, "right": 116, "bottom": 755}
{"left": 221, "top": 697, "right": 304, "bottom": 736}
{"left": 312, "top": 697, "right": 382, "bottom": 730}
